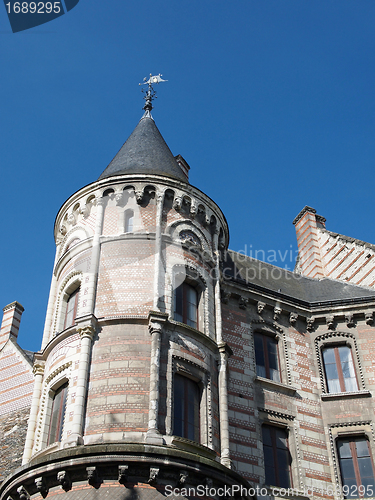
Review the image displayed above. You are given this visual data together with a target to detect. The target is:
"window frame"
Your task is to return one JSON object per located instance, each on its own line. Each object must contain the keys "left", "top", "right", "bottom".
{"left": 63, "top": 286, "right": 80, "bottom": 330}
{"left": 254, "top": 332, "right": 281, "bottom": 383}
{"left": 262, "top": 424, "right": 293, "bottom": 489}
{"left": 173, "top": 373, "right": 201, "bottom": 443}
{"left": 124, "top": 209, "right": 134, "bottom": 233}
{"left": 47, "top": 382, "right": 68, "bottom": 446}
{"left": 322, "top": 344, "right": 359, "bottom": 394}
{"left": 336, "top": 435, "right": 375, "bottom": 498}
{"left": 174, "top": 281, "right": 199, "bottom": 330}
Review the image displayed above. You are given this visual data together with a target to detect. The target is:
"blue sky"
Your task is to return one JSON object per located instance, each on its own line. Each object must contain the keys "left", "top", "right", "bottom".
{"left": 1, "top": 0, "right": 375, "bottom": 351}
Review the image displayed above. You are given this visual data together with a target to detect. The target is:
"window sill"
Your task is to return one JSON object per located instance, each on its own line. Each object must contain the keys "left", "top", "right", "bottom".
{"left": 255, "top": 376, "right": 296, "bottom": 395}
{"left": 171, "top": 436, "right": 217, "bottom": 460}
{"left": 321, "top": 390, "right": 372, "bottom": 401}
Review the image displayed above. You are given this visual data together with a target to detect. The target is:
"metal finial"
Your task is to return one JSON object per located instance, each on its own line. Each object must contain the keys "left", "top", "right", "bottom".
{"left": 139, "top": 74, "right": 167, "bottom": 114}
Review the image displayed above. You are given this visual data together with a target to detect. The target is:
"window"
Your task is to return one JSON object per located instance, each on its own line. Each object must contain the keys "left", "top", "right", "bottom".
{"left": 322, "top": 345, "right": 358, "bottom": 393}
{"left": 173, "top": 374, "right": 200, "bottom": 442}
{"left": 47, "top": 383, "right": 68, "bottom": 445}
{"left": 174, "top": 282, "right": 198, "bottom": 329}
{"left": 64, "top": 287, "right": 80, "bottom": 329}
{"left": 125, "top": 209, "right": 134, "bottom": 233}
{"left": 262, "top": 425, "right": 292, "bottom": 488}
{"left": 337, "top": 437, "right": 375, "bottom": 498}
{"left": 254, "top": 333, "right": 280, "bottom": 382}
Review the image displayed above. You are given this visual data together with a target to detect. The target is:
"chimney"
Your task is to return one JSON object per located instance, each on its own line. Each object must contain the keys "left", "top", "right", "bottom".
{"left": 293, "top": 206, "right": 326, "bottom": 279}
{"left": 0, "top": 301, "right": 24, "bottom": 349}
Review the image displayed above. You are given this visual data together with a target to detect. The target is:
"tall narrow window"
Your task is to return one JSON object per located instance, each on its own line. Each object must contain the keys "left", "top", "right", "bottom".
{"left": 64, "top": 287, "right": 80, "bottom": 329}
{"left": 173, "top": 374, "right": 200, "bottom": 442}
{"left": 254, "top": 333, "right": 280, "bottom": 382}
{"left": 337, "top": 437, "right": 375, "bottom": 498}
{"left": 125, "top": 210, "right": 134, "bottom": 233}
{"left": 47, "top": 383, "right": 68, "bottom": 445}
{"left": 262, "top": 425, "right": 292, "bottom": 488}
{"left": 174, "top": 282, "right": 198, "bottom": 329}
{"left": 322, "top": 345, "right": 358, "bottom": 393}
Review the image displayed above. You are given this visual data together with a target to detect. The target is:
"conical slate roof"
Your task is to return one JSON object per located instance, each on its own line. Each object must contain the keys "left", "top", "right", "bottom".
{"left": 98, "top": 114, "right": 187, "bottom": 182}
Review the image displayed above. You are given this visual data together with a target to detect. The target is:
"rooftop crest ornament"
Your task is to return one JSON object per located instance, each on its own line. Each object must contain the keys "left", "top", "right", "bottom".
{"left": 139, "top": 74, "right": 167, "bottom": 114}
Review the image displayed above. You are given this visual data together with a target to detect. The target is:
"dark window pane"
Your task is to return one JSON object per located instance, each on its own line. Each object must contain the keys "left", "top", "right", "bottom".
{"left": 174, "top": 374, "right": 200, "bottom": 443}
{"left": 265, "top": 466, "right": 276, "bottom": 486}
{"left": 48, "top": 383, "right": 68, "bottom": 445}
{"left": 262, "top": 425, "right": 291, "bottom": 488}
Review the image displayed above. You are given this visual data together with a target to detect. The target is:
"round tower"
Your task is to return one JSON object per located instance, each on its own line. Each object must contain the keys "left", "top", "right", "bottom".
{"left": 0, "top": 85, "right": 252, "bottom": 500}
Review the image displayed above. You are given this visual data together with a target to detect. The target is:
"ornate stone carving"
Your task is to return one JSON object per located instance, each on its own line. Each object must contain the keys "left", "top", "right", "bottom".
{"left": 257, "top": 301, "right": 266, "bottom": 314}
{"left": 345, "top": 313, "right": 354, "bottom": 327}
{"left": 114, "top": 193, "right": 123, "bottom": 206}
{"left": 173, "top": 196, "right": 182, "bottom": 211}
{"left": 178, "top": 470, "right": 189, "bottom": 486}
{"left": 87, "top": 466, "right": 100, "bottom": 487}
{"left": 95, "top": 196, "right": 105, "bottom": 207}
{"left": 59, "top": 224, "right": 67, "bottom": 236}
{"left": 273, "top": 306, "right": 282, "bottom": 321}
{"left": 135, "top": 189, "right": 144, "bottom": 204}
{"left": 326, "top": 314, "right": 335, "bottom": 330}
{"left": 289, "top": 312, "right": 298, "bottom": 325}
{"left": 148, "top": 467, "right": 159, "bottom": 485}
{"left": 366, "top": 311, "right": 374, "bottom": 325}
{"left": 118, "top": 465, "right": 129, "bottom": 484}
{"left": 190, "top": 200, "right": 198, "bottom": 217}
{"left": 77, "top": 325, "right": 95, "bottom": 340}
{"left": 16, "top": 487, "right": 29, "bottom": 500}
{"left": 35, "top": 477, "right": 48, "bottom": 498}
{"left": 67, "top": 213, "right": 76, "bottom": 226}
{"left": 57, "top": 471, "right": 72, "bottom": 492}
{"left": 32, "top": 362, "right": 45, "bottom": 376}
{"left": 306, "top": 317, "right": 315, "bottom": 331}
{"left": 221, "top": 291, "right": 231, "bottom": 304}
{"left": 239, "top": 297, "right": 247, "bottom": 310}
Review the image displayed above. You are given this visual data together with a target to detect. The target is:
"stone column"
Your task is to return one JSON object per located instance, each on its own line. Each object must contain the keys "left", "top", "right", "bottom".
{"left": 146, "top": 311, "right": 168, "bottom": 444}
{"left": 83, "top": 195, "right": 106, "bottom": 316}
{"left": 65, "top": 315, "right": 96, "bottom": 446}
{"left": 22, "top": 362, "right": 45, "bottom": 464}
{"left": 218, "top": 342, "right": 232, "bottom": 468}
{"left": 153, "top": 190, "right": 165, "bottom": 311}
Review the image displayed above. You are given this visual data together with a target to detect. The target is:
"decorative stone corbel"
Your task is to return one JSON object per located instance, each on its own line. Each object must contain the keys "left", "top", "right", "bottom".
{"left": 366, "top": 311, "right": 374, "bottom": 325}
{"left": 173, "top": 196, "right": 182, "bottom": 211}
{"left": 118, "top": 465, "right": 129, "bottom": 485}
{"left": 59, "top": 224, "right": 67, "bottom": 236}
{"left": 87, "top": 466, "right": 100, "bottom": 487}
{"left": 148, "top": 467, "right": 159, "bottom": 485}
{"left": 273, "top": 305, "right": 282, "bottom": 321}
{"left": 190, "top": 200, "right": 198, "bottom": 217}
{"left": 35, "top": 477, "right": 48, "bottom": 499}
{"left": 257, "top": 301, "right": 266, "bottom": 315}
{"left": 135, "top": 188, "right": 144, "bottom": 205}
{"left": 57, "top": 471, "right": 72, "bottom": 492}
{"left": 326, "top": 314, "right": 335, "bottom": 330}
{"left": 289, "top": 312, "right": 298, "bottom": 325}
{"left": 345, "top": 313, "right": 354, "bottom": 327}
{"left": 221, "top": 291, "right": 231, "bottom": 304}
{"left": 114, "top": 192, "right": 124, "bottom": 206}
{"left": 16, "top": 487, "right": 29, "bottom": 500}
{"left": 67, "top": 212, "right": 77, "bottom": 227}
{"left": 80, "top": 204, "right": 90, "bottom": 218}
{"left": 239, "top": 297, "right": 247, "bottom": 310}
{"left": 178, "top": 470, "right": 189, "bottom": 486}
{"left": 204, "top": 215, "right": 211, "bottom": 226}
{"left": 306, "top": 317, "right": 315, "bottom": 331}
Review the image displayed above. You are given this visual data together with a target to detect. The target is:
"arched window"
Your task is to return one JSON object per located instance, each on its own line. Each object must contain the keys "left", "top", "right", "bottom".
{"left": 125, "top": 209, "right": 134, "bottom": 233}
{"left": 174, "top": 282, "right": 198, "bottom": 329}
{"left": 173, "top": 374, "right": 200, "bottom": 442}
{"left": 64, "top": 287, "right": 80, "bottom": 329}
{"left": 47, "top": 383, "right": 68, "bottom": 445}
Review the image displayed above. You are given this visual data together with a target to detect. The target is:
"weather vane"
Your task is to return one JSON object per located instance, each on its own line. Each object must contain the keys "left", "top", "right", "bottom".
{"left": 139, "top": 74, "right": 167, "bottom": 114}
